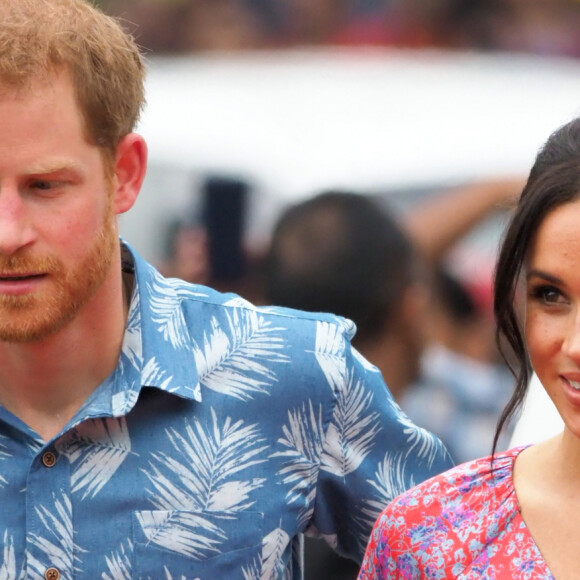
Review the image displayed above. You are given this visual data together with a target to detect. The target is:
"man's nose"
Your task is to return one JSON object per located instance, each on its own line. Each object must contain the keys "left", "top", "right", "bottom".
{"left": 0, "top": 188, "right": 35, "bottom": 255}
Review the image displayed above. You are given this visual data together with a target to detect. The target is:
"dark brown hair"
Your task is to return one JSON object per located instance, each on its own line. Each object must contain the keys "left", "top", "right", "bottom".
{"left": 493, "top": 117, "right": 580, "bottom": 453}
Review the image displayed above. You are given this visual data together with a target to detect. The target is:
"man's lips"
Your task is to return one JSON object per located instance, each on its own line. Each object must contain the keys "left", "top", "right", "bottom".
{"left": 0, "top": 274, "right": 47, "bottom": 296}
{"left": 0, "top": 274, "right": 46, "bottom": 281}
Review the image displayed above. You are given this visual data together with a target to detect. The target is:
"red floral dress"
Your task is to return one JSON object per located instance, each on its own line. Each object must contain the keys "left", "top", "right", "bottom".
{"left": 358, "top": 447, "right": 554, "bottom": 579}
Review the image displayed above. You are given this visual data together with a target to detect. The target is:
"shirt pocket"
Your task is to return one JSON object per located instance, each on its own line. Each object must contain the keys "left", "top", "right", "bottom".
{"left": 132, "top": 509, "right": 264, "bottom": 580}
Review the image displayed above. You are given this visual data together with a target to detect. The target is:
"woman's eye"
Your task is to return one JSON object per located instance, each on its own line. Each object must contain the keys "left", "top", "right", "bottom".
{"left": 532, "top": 285, "right": 566, "bottom": 305}
{"left": 543, "top": 288, "right": 560, "bottom": 303}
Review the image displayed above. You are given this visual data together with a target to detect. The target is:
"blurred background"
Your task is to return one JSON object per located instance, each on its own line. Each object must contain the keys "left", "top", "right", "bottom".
{"left": 99, "top": 0, "right": 580, "bottom": 275}
{"left": 97, "top": 0, "right": 580, "bottom": 57}
{"left": 94, "top": 1, "right": 580, "bottom": 577}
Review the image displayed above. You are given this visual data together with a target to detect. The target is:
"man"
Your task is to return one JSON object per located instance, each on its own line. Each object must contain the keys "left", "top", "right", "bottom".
{"left": 0, "top": 1, "right": 452, "bottom": 578}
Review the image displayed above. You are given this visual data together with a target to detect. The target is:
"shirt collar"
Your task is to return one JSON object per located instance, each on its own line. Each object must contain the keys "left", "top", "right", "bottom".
{"left": 116, "top": 240, "right": 202, "bottom": 412}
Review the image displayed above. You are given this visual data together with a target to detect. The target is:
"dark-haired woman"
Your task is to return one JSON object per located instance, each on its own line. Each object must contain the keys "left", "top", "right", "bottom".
{"left": 358, "top": 116, "right": 580, "bottom": 580}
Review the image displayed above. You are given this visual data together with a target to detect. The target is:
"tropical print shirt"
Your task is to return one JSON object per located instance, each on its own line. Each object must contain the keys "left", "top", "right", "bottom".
{"left": 358, "top": 446, "right": 554, "bottom": 579}
{"left": 0, "top": 242, "right": 452, "bottom": 580}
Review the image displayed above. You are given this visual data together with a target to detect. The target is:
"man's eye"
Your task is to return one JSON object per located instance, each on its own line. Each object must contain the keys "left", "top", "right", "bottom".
{"left": 31, "top": 181, "right": 53, "bottom": 190}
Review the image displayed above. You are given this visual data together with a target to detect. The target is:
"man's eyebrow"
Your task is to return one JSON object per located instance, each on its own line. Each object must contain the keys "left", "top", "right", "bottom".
{"left": 526, "top": 269, "right": 563, "bottom": 285}
{"left": 27, "top": 160, "right": 82, "bottom": 174}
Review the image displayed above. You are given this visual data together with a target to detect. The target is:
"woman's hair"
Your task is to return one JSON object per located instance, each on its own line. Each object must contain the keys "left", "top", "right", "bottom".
{"left": 0, "top": 0, "right": 146, "bottom": 163}
{"left": 493, "top": 117, "right": 580, "bottom": 454}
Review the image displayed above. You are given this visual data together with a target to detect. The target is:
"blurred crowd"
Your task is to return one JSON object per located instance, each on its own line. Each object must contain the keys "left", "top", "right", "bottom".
{"left": 96, "top": 0, "right": 580, "bottom": 58}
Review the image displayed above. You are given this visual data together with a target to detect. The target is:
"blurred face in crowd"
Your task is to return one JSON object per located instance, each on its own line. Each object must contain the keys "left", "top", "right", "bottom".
{"left": 525, "top": 198, "right": 580, "bottom": 439}
{"left": 284, "top": 0, "right": 348, "bottom": 42}
{"left": 0, "top": 70, "right": 118, "bottom": 343}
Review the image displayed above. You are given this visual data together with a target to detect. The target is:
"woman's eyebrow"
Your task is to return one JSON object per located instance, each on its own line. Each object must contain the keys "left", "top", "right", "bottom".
{"left": 526, "top": 269, "right": 562, "bottom": 284}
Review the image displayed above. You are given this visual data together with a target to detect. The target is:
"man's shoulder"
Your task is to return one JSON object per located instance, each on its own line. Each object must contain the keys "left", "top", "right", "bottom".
{"left": 165, "top": 276, "right": 357, "bottom": 338}
{"left": 128, "top": 241, "right": 355, "bottom": 336}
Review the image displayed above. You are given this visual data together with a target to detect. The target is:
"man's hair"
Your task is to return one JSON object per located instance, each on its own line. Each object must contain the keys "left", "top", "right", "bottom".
{"left": 0, "top": 0, "right": 146, "bottom": 159}
{"left": 264, "top": 191, "right": 417, "bottom": 343}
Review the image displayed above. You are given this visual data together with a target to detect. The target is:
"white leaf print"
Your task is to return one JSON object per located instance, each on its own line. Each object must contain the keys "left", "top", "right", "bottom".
{"left": 111, "top": 389, "right": 140, "bottom": 417}
{"left": 223, "top": 295, "right": 255, "bottom": 309}
{"left": 145, "top": 408, "right": 267, "bottom": 513}
{"left": 399, "top": 413, "right": 449, "bottom": 469}
{"left": 363, "top": 451, "right": 411, "bottom": 523}
{"left": 141, "top": 356, "right": 173, "bottom": 389}
{"left": 206, "top": 480, "right": 265, "bottom": 512}
{"left": 193, "top": 310, "right": 289, "bottom": 400}
{"left": 242, "top": 558, "right": 261, "bottom": 580}
{"left": 27, "top": 494, "right": 76, "bottom": 577}
{"left": 0, "top": 531, "right": 21, "bottom": 580}
{"left": 137, "top": 510, "right": 226, "bottom": 559}
{"left": 261, "top": 527, "right": 290, "bottom": 580}
{"left": 59, "top": 418, "right": 131, "bottom": 499}
{"left": 320, "top": 374, "right": 380, "bottom": 477}
{"left": 148, "top": 274, "right": 198, "bottom": 349}
{"left": 314, "top": 321, "right": 347, "bottom": 392}
{"left": 102, "top": 539, "right": 133, "bottom": 580}
{"left": 271, "top": 402, "right": 324, "bottom": 506}
{"left": 353, "top": 451, "right": 417, "bottom": 547}
{"left": 357, "top": 448, "right": 438, "bottom": 549}
{"left": 26, "top": 439, "right": 44, "bottom": 455}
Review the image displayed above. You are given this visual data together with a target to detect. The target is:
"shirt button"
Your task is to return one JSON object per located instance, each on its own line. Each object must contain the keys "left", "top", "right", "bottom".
{"left": 44, "top": 568, "right": 60, "bottom": 580}
{"left": 42, "top": 452, "right": 57, "bottom": 468}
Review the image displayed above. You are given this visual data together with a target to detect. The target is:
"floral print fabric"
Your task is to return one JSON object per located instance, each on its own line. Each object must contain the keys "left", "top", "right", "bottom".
{"left": 358, "top": 446, "right": 555, "bottom": 579}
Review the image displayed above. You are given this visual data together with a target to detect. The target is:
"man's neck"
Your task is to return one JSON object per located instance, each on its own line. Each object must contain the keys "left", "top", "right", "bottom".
{"left": 0, "top": 260, "right": 129, "bottom": 441}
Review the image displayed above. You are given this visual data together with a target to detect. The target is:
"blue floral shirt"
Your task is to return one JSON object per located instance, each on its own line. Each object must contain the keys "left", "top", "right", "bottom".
{"left": 0, "top": 242, "right": 452, "bottom": 580}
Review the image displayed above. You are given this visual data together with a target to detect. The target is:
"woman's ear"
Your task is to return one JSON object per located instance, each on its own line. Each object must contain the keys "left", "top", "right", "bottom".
{"left": 112, "top": 133, "right": 148, "bottom": 215}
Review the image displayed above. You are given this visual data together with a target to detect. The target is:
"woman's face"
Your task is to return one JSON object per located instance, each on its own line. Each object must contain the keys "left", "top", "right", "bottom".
{"left": 525, "top": 198, "right": 580, "bottom": 438}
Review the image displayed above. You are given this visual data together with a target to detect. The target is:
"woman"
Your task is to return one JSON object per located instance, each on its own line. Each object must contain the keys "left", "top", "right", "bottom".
{"left": 358, "top": 116, "right": 580, "bottom": 580}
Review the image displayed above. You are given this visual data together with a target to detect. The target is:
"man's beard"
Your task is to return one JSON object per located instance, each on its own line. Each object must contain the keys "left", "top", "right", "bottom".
{"left": 0, "top": 206, "right": 117, "bottom": 343}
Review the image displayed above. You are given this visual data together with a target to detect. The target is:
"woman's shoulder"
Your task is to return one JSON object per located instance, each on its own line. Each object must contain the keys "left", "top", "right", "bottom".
{"left": 387, "top": 446, "right": 524, "bottom": 521}
{"left": 360, "top": 447, "right": 528, "bottom": 578}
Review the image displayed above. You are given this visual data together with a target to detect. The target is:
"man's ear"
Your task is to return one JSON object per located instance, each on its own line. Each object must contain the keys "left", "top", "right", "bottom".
{"left": 112, "top": 133, "right": 148, "bottom": 215}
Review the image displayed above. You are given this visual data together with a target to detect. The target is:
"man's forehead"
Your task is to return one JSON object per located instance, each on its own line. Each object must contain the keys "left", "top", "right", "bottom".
{"left": 0, "top": 66, "right": 73, "bottom": 98}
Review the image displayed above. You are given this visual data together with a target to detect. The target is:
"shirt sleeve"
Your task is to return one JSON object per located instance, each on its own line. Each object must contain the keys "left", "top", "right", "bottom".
{"left": 308, "top": 325, "right": 454, "bottom": 564}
